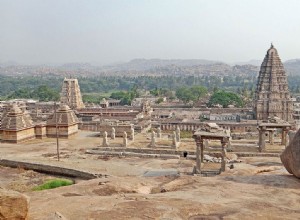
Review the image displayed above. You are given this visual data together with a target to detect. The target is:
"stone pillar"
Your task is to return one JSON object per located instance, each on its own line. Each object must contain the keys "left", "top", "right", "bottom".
{"left": 130, "top": 127, "right": 134, "bottom": 141}
{"left": 102, "top": 131, "right": 109, "bottom": 147}
{"left": 204, "top": 139, "right": 209, "bottom": 148}
{"left": 221, "top": 140, "right": 227, "bottom": 172}
{"left": 150, "top": 131, "right": 156, "bottom": 147}
{"left": 269, "top": 130, "right": 274, "bottom": 145}
{"left": 195, "top": 138, "right": 203, "bottom": 174}
{"left": 227, "top": 140, "right": 232, "bottom": 151}
{"left": 123, "top": 131, "right": 128, "bottom": 147}
{"left": 176, "top": 126, "right": 181, "bottom": 142}
{"left": 157, "top": 127, "right": 162, "bottom": 138}
{"left": 258, "top": 127, "right": 266, "bottom": 152}
{"left": 281, "top": 129, "right": 287, "bottom": 146}
{"left": 111, "top": 127, "right": 115, "bottom": 140}
{"left": 172, "top": 131, "right": 177, "bottom": 149}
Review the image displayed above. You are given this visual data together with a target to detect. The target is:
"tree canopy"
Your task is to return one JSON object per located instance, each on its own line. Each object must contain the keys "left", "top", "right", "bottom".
{"left": 208, "top": 90, "right": 244, "bottom": 108}
{"left": 110, "top": 86, "right": 139, "bottom": 105}
{"left": 7, "top": 85, "right": 59, "bottom": 101}
{"left": 175, "top": 86, "right": 207, "bottom": 103}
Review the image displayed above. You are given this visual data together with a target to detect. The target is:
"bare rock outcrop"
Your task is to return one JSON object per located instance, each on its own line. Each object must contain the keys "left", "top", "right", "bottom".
{"left": 280, "top": 129, "right": 300, "bottom": 178}
{"left": 0, "top": 189, "right": 29, "bottom": 219}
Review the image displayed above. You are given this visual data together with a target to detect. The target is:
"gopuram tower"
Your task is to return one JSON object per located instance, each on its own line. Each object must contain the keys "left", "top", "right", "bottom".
{"left": 60, "top": 78, "right": 85, "bottom": 109}
{"left": 254, "top": 44, "right": 293, "bottom": 122}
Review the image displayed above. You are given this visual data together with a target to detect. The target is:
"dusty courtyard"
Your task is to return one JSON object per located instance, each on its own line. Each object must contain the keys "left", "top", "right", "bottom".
{"left": 0, "top": 131, "right": 300, "bottom": 219}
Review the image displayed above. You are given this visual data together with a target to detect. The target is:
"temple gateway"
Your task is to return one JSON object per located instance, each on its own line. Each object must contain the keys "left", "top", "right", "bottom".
{"left": 254, "top": 44, "right": 294, "bottom": 123}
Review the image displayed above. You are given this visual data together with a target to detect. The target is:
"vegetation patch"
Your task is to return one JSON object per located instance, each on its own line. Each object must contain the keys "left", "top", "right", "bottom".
{"left": 180, "top": 131, "right": 193, "bottom": 139}
{"left": 33, "top": 178, "right": 73, "bottom": 191}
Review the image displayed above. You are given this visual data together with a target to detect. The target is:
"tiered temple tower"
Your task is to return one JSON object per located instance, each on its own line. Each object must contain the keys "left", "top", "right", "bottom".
{"left": 254, "top": 44, "right": 293, "bottom": 122}
{"left": 60, "top": 78, "right": 85, "bottom": 109}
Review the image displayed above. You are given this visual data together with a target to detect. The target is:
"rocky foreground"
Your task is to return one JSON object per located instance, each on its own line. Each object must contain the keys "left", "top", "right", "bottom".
{"left": 26, "top": 167, "right": 300, "bottom": 220}
{"left": 1, "top": 157, "right": 300, "bottom": 220}
{"left": 0, "top": 132, "right": 300, "bottom": 219}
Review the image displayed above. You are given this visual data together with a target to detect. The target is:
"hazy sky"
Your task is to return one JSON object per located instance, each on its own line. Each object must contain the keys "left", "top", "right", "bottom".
{"left": 1, "top": 0, "right": 300, "bottom": 65}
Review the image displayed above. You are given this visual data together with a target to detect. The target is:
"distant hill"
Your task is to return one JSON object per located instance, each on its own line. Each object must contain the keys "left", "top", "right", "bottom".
{"left": 232, "top": 59, "right": 300, "bottom": 75}
{"left": 284, "top": 59, "right": 300, "bottom": 75}
{"left": 103, "top": 59, "right": 222, "bottom": 71}
{"left": 233, "top": 60, "right": 262, "bottom": 66}
{"left": 1, "top": 58, "right": 300, "bottom": 77}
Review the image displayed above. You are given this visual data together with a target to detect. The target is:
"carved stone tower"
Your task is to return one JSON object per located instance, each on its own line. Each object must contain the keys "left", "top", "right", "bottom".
{"left": 60, "top": 78, "right": 85, "bottom": 109}
{"left": 254, "top": 44, "right": 293, "bottom": 122}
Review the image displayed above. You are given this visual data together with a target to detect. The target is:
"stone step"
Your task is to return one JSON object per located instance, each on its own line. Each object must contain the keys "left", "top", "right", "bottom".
{"left": 86, "top": 150, "right": 180, "bottom": 159}
{"left": 200, "top": 169, "right": 221, "bottom": 177}
{"left": 87, "top": 148, "right": 280, "bottom": 158}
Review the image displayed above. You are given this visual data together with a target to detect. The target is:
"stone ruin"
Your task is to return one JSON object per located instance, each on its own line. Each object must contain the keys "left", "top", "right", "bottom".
{"left": 102, "top": 131, "right": 109, "bottom": 147}
{"left": 172, "top": 131, "right": 179, "bottom": 149}
{"left": 97, "top": 119, "right": 134, "bottom": 138}
{"left": 201, "top": 122, "right": 224, "bottom": 133}
{"left": 175, "top": 126, "right": 181, "bottom": 142}
{"left": 123, "top": 131, "right": 128, "bottom": 147}
{"left": 111, "top": 127, "right": 116, "bottom": 140}
{"left": 280, "top": 129, "right": 300, "bottom": 178}
{"left": 193, "top": 122, "right": 231, "bottom": 174}
{"left": 267, "top": 116, "right": 286, "bottom": 124}
{"left": 150, "top": 130, "right": 156, "bottom": 147}
{"left": 157, "top": 127, "right": 162, "bottom": 138}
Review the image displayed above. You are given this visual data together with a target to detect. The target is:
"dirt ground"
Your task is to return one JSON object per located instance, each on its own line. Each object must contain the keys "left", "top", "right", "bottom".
{"left": 0, "top": 131, "right": 300, "bottom": 219}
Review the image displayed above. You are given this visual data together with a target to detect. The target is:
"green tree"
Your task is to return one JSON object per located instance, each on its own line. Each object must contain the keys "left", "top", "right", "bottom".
{"left": 191, "top": 86, "right": 208, "bottom": 100}
{"left": 175, "top": 87, "right": 195, "bottom": 103}
{"left": 7, "top": 85, "right": 59, "bottom": 101}
{"left": 208, "top": 90, "right": 244, "bottom": 108}
{"left": 34, "top": 85, "right": 59, "bottom": 101}
{"left": 156, "top": 97, "right": 164, "bottom": 104}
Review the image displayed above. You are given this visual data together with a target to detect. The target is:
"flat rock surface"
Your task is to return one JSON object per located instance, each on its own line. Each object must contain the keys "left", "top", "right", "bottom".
{"left": 0, "top": 131, "right": 299, "bottom": 219}
{"left": 25, "top": 172, "right": 300, "bottom": 220}
{"left": 0, "top": 188, "right": 29, "bottom": 220}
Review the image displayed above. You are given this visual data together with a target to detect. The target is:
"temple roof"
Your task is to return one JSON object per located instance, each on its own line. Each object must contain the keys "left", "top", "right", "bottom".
{"left": 0, "top": 104, "right": 34, "bottom": 131}
{"left": 256, "top": 44, "right": 290, "bottom": 94}
{"left": 47, "top": 104, "right": 79, "bottom": 126}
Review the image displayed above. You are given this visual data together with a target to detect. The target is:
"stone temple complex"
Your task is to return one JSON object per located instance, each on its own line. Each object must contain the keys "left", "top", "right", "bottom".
{"left": 254, "top": 44, "right": 294, "bottom": 122}
{"left": 60, "top": 78, "right": 85, "bottom": 109}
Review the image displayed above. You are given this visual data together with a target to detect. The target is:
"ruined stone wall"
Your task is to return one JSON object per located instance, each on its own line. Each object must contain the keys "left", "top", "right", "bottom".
{"left": 98, "top": 125, "right": 133, "bottom": 137}
{"left": 79, "top": 122, "right": 134, "bottom": 136}
{"left": 78, "top": 122, "right": 99, "bottom": 131}
{"left": 0, "top": 159, "right": 99, "bottom": 179}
